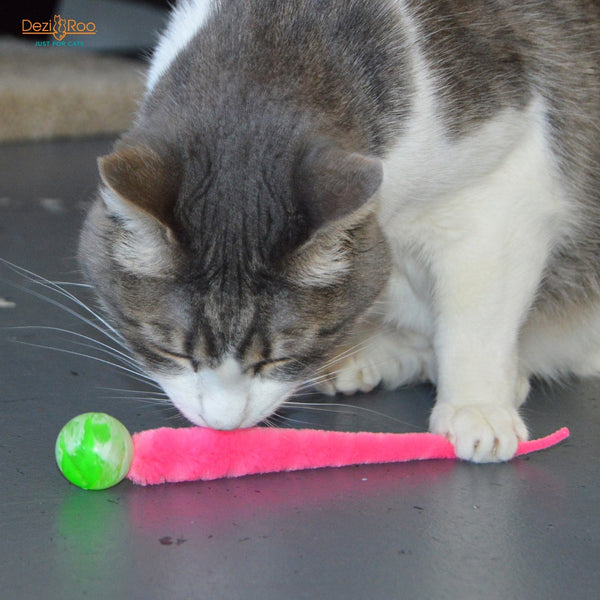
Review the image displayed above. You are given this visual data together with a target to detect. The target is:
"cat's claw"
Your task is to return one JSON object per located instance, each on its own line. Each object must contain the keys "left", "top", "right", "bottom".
{"left": 430, "top": 403, "right": 529, "bottom": 463}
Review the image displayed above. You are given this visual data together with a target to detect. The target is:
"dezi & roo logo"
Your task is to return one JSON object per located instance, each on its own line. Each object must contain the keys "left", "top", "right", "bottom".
{"left": 21, "top": 14, "right": 96, "bottom": 44}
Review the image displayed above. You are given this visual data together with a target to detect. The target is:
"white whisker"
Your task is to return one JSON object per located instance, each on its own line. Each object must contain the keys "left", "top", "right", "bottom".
{"left": 1, "top": 259, "right": 125, "bottom": 347}
{"left": 6, "top": 278, "right": 126, "bottom": 351}
{"left": 316, "top": 338, "right": 374, "bottom": 373}
{"left": 282, "top": 400, "right": 422, "bottom": 430}
{"left": 6, "top": 325, "right": 140, "bottom": 371}
{"left": 98, "top": 386, "right": 167, "bottom": 397}
{"left": 313, "top": 325, "right": 395, "bottom": 376}
{"left": 52, "top": 282, "right": 93, "bottom": 288}
{"left": 267, "top": 410, "right": 330, "bottom": 428}
{"left": 13, "top": 339, "right": 158, "bottom": 386}
{"left": 100, "top": 395, "right": 172, "bottom": 405}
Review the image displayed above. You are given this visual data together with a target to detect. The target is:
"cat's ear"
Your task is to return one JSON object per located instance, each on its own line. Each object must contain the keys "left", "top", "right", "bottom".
{"left": 294, "top": 140, "right": 383, "bottom": 230}
{"left": 98, "top": 144, "right": 180, "bottom": 229}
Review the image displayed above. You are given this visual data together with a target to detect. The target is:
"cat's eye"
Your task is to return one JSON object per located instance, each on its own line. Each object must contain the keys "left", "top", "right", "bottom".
{"left": 150, "top": 344, "right": 195, "bottom": 366}
{"left": 246, "top": 358, "right": 292, "bottom": 376}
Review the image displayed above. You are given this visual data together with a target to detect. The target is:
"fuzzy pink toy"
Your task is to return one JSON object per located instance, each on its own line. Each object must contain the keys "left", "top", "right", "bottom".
{"left": 127, "top": 426, "right": 570, "bottom": 485}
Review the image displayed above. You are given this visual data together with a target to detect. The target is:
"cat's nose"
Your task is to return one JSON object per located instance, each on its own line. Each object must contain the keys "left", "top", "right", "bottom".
{"left": 199, "top": 385, "right": 249, "bottom": 430}
{"left": 203, "top": 412, "right": 245, "bottom": 431}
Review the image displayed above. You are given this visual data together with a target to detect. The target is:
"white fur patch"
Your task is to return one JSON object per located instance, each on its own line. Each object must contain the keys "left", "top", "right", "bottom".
{"left": 155, "top": 356, "right": 296, "bottom": 430}
{"left": 145, "top": 0, "right": 215, "bottom": 93}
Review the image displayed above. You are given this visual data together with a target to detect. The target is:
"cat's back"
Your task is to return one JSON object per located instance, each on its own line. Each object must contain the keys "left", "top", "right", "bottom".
{"left": 403, "top": 0, "right": 600, "bottom": 201}
{"left": 144, "top": 0, "right": 411, "bottom": 154}
{"left": 145, "top": 0, "right": 599, "bottom": 131}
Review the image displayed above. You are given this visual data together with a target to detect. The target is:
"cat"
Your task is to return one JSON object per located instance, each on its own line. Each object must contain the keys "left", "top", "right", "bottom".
{"left": 79, "top": 0, "right": 600, "bottom": 462}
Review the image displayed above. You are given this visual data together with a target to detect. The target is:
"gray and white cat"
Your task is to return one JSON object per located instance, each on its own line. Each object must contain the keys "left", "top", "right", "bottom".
{"left": 79, "top": 0, "right": 600, "bottom": 462}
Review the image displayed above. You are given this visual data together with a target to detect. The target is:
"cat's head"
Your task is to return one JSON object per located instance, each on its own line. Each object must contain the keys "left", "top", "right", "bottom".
{"left": 79, "top": 132, "right": 390, "bottom": 429}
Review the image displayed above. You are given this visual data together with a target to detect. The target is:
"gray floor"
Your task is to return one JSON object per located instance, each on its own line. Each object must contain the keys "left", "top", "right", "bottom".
{"left": 1, "top": 138, "right": 598, "bottom": 599}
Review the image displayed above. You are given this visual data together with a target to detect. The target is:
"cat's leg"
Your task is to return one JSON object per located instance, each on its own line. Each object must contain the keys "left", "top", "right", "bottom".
{"left": 427, "top": 238, "right": 541, "bottom": 462}
{"left": 425, "top": 126, "right": 563, "bottom": 463}
{"left": 314, "top": 321, "right": 435, "bottom": 396}
{"left": 429, "top": 264, "right": 534, "bottom": 464}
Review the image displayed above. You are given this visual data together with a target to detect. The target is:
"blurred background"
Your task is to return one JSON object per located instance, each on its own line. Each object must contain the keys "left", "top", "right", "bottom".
{"left": 0, "top": 0, "right": 170, "bottom": 142}
{"left": 2, "top": 0, "right": 169, "bottom": 53}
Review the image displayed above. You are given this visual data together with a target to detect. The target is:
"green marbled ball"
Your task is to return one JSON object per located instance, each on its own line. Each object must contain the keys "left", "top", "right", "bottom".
{"left": 55, "top": 413, "right": 133, "bottom": 490}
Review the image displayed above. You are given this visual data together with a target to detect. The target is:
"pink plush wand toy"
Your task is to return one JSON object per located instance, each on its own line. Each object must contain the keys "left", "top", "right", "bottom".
{"left": 127, "top": 426, "right": 570, "bottom": 486}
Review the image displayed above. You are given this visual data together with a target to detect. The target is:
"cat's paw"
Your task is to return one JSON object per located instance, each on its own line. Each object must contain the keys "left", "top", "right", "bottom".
{"left": 430, "top": 403, "right": 528, "bottom": 463}
{"left": 315, "top": 334, "right": 434, "bottom": 396}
